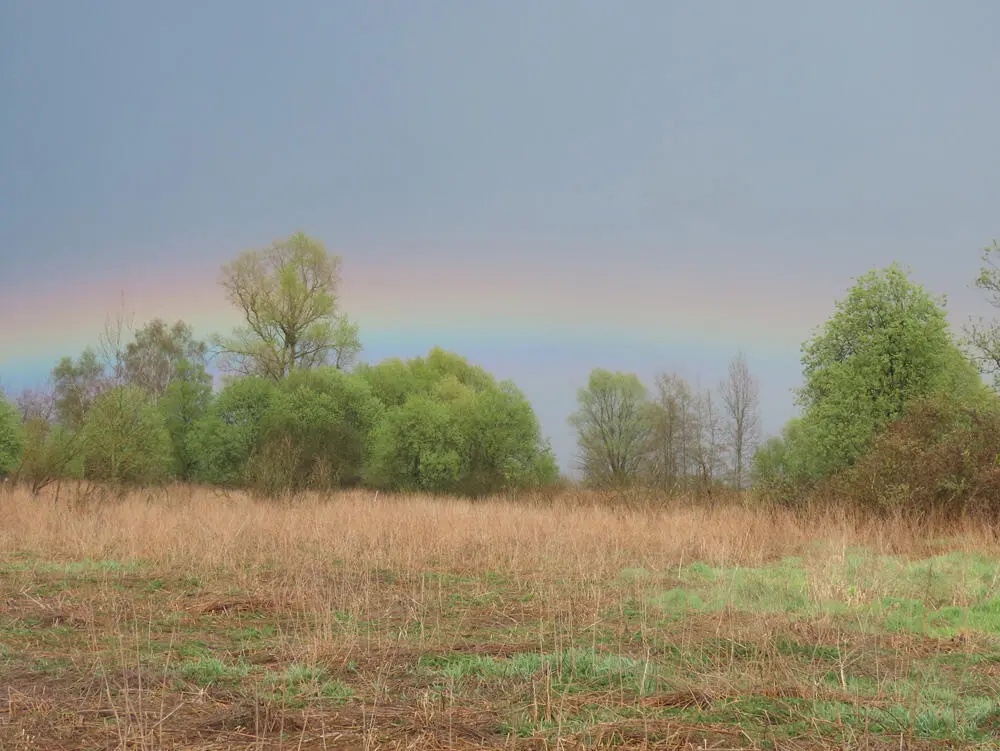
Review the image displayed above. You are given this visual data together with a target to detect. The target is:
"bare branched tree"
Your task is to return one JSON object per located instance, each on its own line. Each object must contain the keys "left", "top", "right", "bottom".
{"left": 97, "top": 293, "right": 136, "bottom": 386}
{"left": 51, "top": 348, "right": 110, "bottom": 430}
{"left": 965, "top": 241, "right": 1000, "bottom": 388}
{"left": 718, "top": 351, "right": 760, "bottom": 490}
{"left": 568, "top": 369, "right": 651, "bottom": 488}
{"left": 646, "top": 373, "right": 699, "bottom": 494}
{"left": 15, "top": 388, "right": 56, "bottom": 424}
{"left": 692, "top": 386, "right": 724, "bottom": 496}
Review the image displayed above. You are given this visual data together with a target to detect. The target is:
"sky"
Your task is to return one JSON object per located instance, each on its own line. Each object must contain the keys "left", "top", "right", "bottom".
{"left": 2, "top": 1, "right": 1000, "bottom": 472}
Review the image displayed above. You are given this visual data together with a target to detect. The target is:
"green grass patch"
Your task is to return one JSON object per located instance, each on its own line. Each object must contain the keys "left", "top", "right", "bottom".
{"left": 421, "top": 647, "right": 658, "bottom": 695}
{"left": 646, "top": 553, "right": 1000, "bottom": 637}
{"left": 0, "top": 558, "right": 146, "bottom": 577}
{"left": 177, "top": 656, "right": 251, "bottom": 687}
{"left": 260, "top": 663, "right": 353, "bottom": 707}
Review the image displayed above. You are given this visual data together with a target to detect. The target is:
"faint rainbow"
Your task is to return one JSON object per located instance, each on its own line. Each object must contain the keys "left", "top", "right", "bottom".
{"left": 1, "top": 255, "right": 820, "bottom": 365}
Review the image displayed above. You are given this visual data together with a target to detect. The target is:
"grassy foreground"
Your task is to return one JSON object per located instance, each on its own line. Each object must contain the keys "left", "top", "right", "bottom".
{"left": 2, "top": 486, "right": 1000, "bottom": 750}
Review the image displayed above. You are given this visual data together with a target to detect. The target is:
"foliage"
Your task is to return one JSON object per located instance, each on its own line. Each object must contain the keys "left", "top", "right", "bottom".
{"left": 51, "top": 348, "right": 108, "bottom": 429}
{"left": 124, "top": 319, "right": 208, "bottom": 399}
{"left": 159, "top": 360, "right": 213, "bottom": 480}
{"left": 365, "top": 394, "right": 466, "bottom": 493}
{"left": 362, "top": 349, "right": 557, "bottom": 496}
{"left": 356, "top": 348, "right": 496, "bottom": 407}
{"left": 0, "top": 395, "right": 24, "bottom": 478}
{"left": 12, "top": 419, "right": 82, "bottom": 495}
{"left": 249, "top": 368, "right": 383, "bottom": 494}
{"left": 750, "top": 418, "right": 827, "bottom": 505}
{"left": 462, "top": 382, "right": 559, "bottom": 495}
{"left": 831, "top": 393, "right": 1000, "bottom": 518}
{"left": 214, "top": 232, "right": 362, "bottom": 380}
{"left": 80, "top": 386, "right": 172, "bottom": 485}
{"left": 758, "top": 265, "right": 987, "bottom": 495}
{"left": 187, "top": 377, "right": 278, "bottom": 486}
{"left": 569, "top": 369, "right": 652, "bottom": 488}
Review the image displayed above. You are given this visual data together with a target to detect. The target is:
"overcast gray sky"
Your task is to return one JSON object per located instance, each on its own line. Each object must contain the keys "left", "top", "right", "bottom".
{"left": 2, "top": 1, "right": 1000, "bottom": 470}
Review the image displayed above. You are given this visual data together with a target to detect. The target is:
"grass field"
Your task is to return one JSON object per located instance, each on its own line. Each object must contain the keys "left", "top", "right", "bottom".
{"left": 2, "top": 485, "right": 1000, "bottom": 750}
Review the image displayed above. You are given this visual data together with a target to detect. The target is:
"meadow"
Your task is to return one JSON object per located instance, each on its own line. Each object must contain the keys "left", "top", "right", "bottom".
{"left": 2, "top": 485, "right": 1000, "bottom": 750}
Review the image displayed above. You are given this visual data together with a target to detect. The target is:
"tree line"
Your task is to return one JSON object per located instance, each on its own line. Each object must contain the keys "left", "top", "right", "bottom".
{"left": 565, "top": 253, "right": 1000, "bottom": 517}
{"left": 567, "top": 355, "right": 759, "bottom": 493}
{"left": 0, "top": 233, "right": 557, "bottom": 498}
{"left": 4, "top": 233, "right": 1000, "bottom": 514}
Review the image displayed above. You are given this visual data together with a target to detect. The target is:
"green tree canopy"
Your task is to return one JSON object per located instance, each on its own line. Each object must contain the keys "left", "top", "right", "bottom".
{"left": 81, "top": 385, "right": 172, "bottom": 486}
{"left": 252, "top": 368, "right": 384, "bottom": 493}
{"left": 214, "top": 232, "right": 362, "bottom": 380}
{"left": 365, "top": 394, "right": 467, "bottom": 493}
{"left": 356, "top": 348, "right": 496, "bottom": 407}
{"left": 0, "top": 394, "right": 24, "bottom": 478}
{"left": 757, "top": 265, "right": 988, "bottom": 492}
{"left": 361, "top": 349, "right": 557, "bottom": 495}
{"left": 187, "top": 376, "right": 279, "bottom": 487}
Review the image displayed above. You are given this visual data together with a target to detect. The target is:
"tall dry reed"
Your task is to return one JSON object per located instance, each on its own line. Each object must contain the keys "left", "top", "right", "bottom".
{"left": 2, "top": 483, "right": 997, "bottom": 583}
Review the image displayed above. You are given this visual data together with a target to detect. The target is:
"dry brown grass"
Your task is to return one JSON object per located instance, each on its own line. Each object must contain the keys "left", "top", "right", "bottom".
{"left": 2, "top": 483, "right": 1000, "bottom": 750}
{"left": 4, "top": 483, "right": 997, "bottom": 582}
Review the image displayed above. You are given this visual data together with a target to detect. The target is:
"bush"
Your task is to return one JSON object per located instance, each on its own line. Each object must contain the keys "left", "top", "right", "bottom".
{"left": 187, "top": 377, "right": 278, "bottom": 486}
{"left": 0, "top": 396, "right": 24, "bottom": 478}
{"left": 13, "top": 420, "right": 82, "bottom": 494}
{"left": 249, "top": 368, "right": 383, "bottom": 494}
{"left": 81, "top": 386, "right": 172, "bottom": 486}
{"left": 830, "top": 394, "right": 1000, "bottom": 519}
{"left": 361, "top": 352, "right": 558, "bottom": 496}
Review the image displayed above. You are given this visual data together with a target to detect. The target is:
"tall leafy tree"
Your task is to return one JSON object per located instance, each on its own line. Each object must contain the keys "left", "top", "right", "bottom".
{"left": 462, "top": 381, "right": 558, "bottom": 495}
{"left": 645, "top": 373, "right": 698, "bottom": 493}
{"left": 568, "top": 369, "right": 651, "bottom": 488}
{"left": 215, "top": 232, "right": 361, "bottom": 380}
{"left": 760, "top": 264, "right": 986, "bottom": 488}
{"left": 124, "top": 319, "right": 208, "bottom": 399}
{"left": 51, "top": 348, "right": 108, "bottom": 429}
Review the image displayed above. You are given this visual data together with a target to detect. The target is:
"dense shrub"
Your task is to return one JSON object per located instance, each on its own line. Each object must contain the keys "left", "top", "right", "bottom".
{"left": 81, "top": 386, "right": 172, "bottom": 485}
{"left": 249, "top": 368, "right": 383, "bottom": 493}
{"left": 830, "top": 394, "right": 1000, "bottom": 519}
{"left": 830, "top": 396, "right": 1000, "bottom": 517}
{"left": 13, "top": 420, "right": 82, "bottom": 495}
{"left": 187, "top": 377, "right": 278, "bottom": 486}
{"left": 361, "top": 350, "right": 558, "bottom": 496}
{"left": 0, "top": 396, "right": 24, "bottom": 478}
